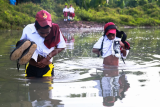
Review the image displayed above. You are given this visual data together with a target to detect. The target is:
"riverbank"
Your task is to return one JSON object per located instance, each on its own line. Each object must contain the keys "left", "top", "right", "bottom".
{"left": 57, "top": 20, "right": 104, "bottom": 29}
{"left": 57, "top": 20, "right": 160, "bottom": 29}
{"left": 1, "top": 1, "right": 160, "bottom": 30}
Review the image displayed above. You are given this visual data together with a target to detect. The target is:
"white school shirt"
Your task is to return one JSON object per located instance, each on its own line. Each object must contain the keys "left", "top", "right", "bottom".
{"left": 69, "top": 7, "right": 74, "bottom": 13}
{"left": 93, "top": 36, "right": 119, "bottom": 58}
{"left": 20, "top": 23, "right": 66, "bottom": 62}
{"left": 63, "top": 7, "right": 69, "bottom": 12}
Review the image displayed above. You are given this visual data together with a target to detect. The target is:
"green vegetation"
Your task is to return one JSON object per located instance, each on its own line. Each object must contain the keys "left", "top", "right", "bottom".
{"left": 1, "top": 0, "right": 160, "bottom": 29}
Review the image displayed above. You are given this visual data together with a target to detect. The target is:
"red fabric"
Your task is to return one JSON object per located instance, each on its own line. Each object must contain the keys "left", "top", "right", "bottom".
{"left": 104, "top": 22, "right": 116, "bottom": 35}
{"left": 44, "top": 23, "right": 60, "bottom": 49}
{"left": 125, "top": 41, "right": 130, "bottom": 50}
{"left": 71, "top": 37, "right": 75, "bottom": 42}
{"left": 120, "top": 41, "right": 130, "bottom": 50}
{"left": 64, "top": 12, "right": 68, "bottom": 17}
{"left": 35, "top": 10, "right": 52, "bottom": 27}
{"left": 104, "top": 22, "right": 115, "bottom": 30}
{"left": 69, "top": 13, "right": 75, "bottom": 17}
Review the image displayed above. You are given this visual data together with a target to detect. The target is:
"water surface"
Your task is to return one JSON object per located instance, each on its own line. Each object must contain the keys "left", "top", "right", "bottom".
{"left": 0, "top": 28, "right": 160, "bottom": 107}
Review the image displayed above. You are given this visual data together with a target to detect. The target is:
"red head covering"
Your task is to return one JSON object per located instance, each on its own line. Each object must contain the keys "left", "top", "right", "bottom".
{"left": 35, "top": 10, "right": 52, "bottom": 27}
{"left": 104, "top": 22, "right": 116, "bottom": 36}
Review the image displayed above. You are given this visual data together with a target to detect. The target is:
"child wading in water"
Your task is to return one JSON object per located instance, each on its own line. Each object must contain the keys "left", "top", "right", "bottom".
{"left": 92, "top": 22, "right": 130, "bottom": 106}
{"left": 92, "top": 22, "right": 130, "bottom": 66}
{"left": 10, "top": 10, "right": 66, "bottom": 78}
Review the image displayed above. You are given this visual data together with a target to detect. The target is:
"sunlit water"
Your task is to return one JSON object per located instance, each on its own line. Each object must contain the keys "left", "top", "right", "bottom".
{"left": 0, "top": 28, "right": 160, "bottom": 107}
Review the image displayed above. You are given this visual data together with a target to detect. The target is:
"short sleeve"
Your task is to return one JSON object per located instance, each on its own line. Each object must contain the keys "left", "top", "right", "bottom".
{"left": 20, "top": 27, "right": 27, "bottom": 40}
{"left": 93, "top": 36, "right": 104, "bottom": 49}
{"left": 56, "top": 31, "right": 66, "bottom": 48}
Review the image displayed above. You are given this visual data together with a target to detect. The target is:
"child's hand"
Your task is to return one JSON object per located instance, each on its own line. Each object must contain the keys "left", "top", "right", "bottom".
{"left": 36, "top": 58, "right": 51, "bottom": 68}
{"left": 123, "top": 41, "right": 130, "bottom": 50}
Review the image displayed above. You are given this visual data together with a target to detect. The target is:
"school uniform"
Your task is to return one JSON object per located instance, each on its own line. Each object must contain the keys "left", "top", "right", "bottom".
{"left": 63, "top": 7, "right": 69, "bottom": 17}
{"left": 69, "top": 7, "right": 75, "bottom": 18}
{"left": 93, "top": 36, "right": 119, "bottom": 58}
{"left": 20, "top": 23, "right": 66, "bottom": 77}
{"left": 93, "top": 36, "right": 129, "bottom": 59}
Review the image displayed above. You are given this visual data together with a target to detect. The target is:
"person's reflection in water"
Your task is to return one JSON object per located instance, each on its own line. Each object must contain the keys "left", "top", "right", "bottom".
{"left": 27, "top": 79, "right": 64, "bottom": 107}
{"left": 65, "top": 33, "right": 75, "bottom": 50}
{"left": 94, "top": 65, "right": 130, "bottom": 107}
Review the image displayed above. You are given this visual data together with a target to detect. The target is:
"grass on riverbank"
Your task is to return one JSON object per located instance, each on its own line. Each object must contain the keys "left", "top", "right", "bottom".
{"left": 75, "top": 3, "right": 160, "bottom": 26}
{"left": 0, "top": 1, "right": 160, "bottom": 30}
{"left": 0, "top": 0, "right": 57, "bottom": 30}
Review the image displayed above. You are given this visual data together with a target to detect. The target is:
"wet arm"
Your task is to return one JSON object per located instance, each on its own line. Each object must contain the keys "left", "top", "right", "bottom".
{"left": 120, "top": 41, "right": 126, "bottom": 56}
{"left": 37, "top": 48, "right": 65, "bottom": 68}
{"left": 92, "top": 48, "right": 101, "bottom": 56}
{"left": 46, "top": 48, "right": 65, "bottom": 60}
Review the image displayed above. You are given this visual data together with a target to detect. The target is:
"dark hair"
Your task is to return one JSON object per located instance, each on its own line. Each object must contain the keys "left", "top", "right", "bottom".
{"left": 35, "top": 20, "right": 50, "bottom": 30}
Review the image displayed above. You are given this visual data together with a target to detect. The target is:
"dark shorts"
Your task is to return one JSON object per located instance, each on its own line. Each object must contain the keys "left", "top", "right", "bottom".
{"left": 25, "top": 63, "right": 54, "bottom": 78}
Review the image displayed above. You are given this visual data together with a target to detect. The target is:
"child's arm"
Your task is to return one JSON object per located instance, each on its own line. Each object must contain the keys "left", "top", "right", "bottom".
{"left": 92, "top": 36, "right": 104, "bottom": 56}
{"left": 120, "top": 41, "right": 130, "bottom": 58}
{"left": 92, "top": 48, "right": 101, "bottom": 56}
{"left": 120, "top": 41, "right": 126, "bottom": 56}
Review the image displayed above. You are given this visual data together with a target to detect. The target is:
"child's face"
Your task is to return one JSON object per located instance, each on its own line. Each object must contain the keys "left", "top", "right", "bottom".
{"left": 37, "top": 27, "right": 51, "bottom": 38}
{"left": 107, "top": 33, "right": 116, "bottom": 40}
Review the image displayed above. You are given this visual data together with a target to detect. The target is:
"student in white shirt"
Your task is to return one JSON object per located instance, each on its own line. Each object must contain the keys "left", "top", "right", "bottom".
{"left": 92, "top": 22, "right": 130, "bottom": 66}
{"left": 63, "top": 5, "right": 69, "bottom": 21}
{"left": 10, "top": 10, "right": 66, "bottom": 78}
{"left": 68, "top": 5, "right": 75, "bottom": 20}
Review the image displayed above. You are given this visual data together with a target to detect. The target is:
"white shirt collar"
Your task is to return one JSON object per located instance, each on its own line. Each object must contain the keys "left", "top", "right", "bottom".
{"left": 105, "top": 35, "right": 109, "bottom": 40}
{"left": 31, "top": 23, "right": 38, "bottom": 34}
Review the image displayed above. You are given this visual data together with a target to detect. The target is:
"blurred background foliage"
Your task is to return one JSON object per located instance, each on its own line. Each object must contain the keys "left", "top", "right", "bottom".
{"left": 1, "top": 0, "right": 160, "bottom": 29}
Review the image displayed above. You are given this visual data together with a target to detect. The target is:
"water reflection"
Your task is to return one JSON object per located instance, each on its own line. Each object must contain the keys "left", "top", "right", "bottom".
{"left": 64, "top": 33, "right": 75, "bottom": 50}
{"left": 94, "top": 66, "right": 130, "bottom": 106}
{"left": 27, "top": 79, "right": 64, "bottom": 107}
{"left": 0, "top": 79, "right": 64, "bottom": 107}
{"left": 1, "top": 28, "right": 160, "bottom": 107}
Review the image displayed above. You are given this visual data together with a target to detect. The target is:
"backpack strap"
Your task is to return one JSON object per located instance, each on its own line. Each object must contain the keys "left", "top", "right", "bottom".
{"left": 99, "top": 25, "right": 116, "bottom": 57}
{"left": 98, "top": 37, "right": 105, "bottom": 57}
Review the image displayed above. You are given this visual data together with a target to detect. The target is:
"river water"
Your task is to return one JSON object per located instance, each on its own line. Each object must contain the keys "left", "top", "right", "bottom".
{"left": 0, "top": 27, "right": 160, "bottom": 107}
